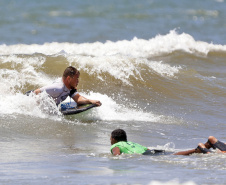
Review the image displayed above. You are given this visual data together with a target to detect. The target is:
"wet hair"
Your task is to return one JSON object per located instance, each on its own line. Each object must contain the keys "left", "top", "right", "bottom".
{"left": 111, "top": 129, "right": 127, "bottom": 142}
{"left": 63, "top": 66, "right": 80, "bottom": 78}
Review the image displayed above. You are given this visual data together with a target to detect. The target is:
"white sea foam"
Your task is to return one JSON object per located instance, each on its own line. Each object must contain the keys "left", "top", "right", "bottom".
{"left": 0, "top": 67, "right": 53, "bottom": 94}
{"left": 0, "top": 31, "right": 225, "bottom": 57}
{"left": 0, "top": 90, "right": 61, "bottom": 119}
{"left": 80, "top": 92, "right": 179, "bottom": 124}
{"left": 68, "top": 55, "right": 182, "bottom": 86}
{"left": 148, "top": 180, "right": 197, "bottom": 185}
{"left": 147, "top": 60, "right": 182, "bottom": 78}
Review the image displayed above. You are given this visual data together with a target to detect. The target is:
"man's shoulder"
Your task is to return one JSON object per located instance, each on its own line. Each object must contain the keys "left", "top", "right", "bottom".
{"left": 111, "top": 141, "right": 124, "bottom": 148}
{"left": 40, "top": 78, "right": 66, "bottom": 92}
{"left": 111, "top": 141, "right": 128, "bottom": 148}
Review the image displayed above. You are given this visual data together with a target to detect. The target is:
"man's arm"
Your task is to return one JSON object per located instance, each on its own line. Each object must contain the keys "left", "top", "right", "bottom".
{"left": 72, "top": 93, "right": 101, "bottom": 106}
{"left": 112, "top": 147, "right": 121, "bottom": 155}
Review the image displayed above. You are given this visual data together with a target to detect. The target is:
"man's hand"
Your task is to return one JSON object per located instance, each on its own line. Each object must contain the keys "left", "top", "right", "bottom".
{"left": 73, "top": 94, "right": 102, "bottom": 106}
{"left": 90, "top": 100, "right": 102, "bottom": 106}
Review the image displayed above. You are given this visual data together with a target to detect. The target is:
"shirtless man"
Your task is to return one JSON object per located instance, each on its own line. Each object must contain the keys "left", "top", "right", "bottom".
{"left": 34, "top": 66, "right": 101, "bottom": 107}
{"left": 110, "top": 129, "right": 226, "bottom": 156}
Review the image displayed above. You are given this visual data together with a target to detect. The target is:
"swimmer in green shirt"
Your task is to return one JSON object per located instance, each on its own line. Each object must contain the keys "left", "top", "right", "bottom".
{"left": 110, "top": 129, "right": 226, "bottom": 156}
{"left": 110, "top": 129, "right": 165, "bottom": 155}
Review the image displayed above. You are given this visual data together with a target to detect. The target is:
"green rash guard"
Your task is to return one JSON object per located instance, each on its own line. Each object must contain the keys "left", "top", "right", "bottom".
{"left": 111, "top": 141, "right": 148, "bottom": 154}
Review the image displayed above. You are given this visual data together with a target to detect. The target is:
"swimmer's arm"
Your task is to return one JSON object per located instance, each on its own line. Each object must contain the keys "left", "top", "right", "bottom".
{"left": 112, "top": 147, "right": 121, "bottom": 155}
{"left": 72, "top": 93, "right": 102, "bottom": 106}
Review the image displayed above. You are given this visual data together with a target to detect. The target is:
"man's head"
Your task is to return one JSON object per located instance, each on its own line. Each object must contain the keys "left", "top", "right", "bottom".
{"left": 111, "top": 129, "right": 127, "bottom": 145}
{"left": 63, "top": 66, "right": 80, "bottom": 89}
{"left": 63, "top": 66, "right": 80, "bottom": 79}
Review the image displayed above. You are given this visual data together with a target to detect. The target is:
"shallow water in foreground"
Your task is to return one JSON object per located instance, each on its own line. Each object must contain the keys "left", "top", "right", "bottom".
{"left": 1, "top": 0, "right": 226, "bottom": 184}
{"left": 0, "top": 112, "right": 225, "bottom": 184}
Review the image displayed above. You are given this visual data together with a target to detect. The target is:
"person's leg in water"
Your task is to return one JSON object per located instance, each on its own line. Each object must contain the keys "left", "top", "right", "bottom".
{"left": 173, "top": 148, "right": 196, "bottom": 155}
{"left": 174, "top": 136, "right": 226, "bottom": 155}
{"left": 174, "top": 143, "right": 211, "bottom": 155}
{"left": 206, "top": 136, "right": 226, "bottom": 152}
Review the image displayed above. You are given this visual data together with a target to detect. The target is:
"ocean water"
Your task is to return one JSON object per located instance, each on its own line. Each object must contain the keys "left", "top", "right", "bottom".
{"left": 0, "top": 0, "right": 226, "bottom": 185}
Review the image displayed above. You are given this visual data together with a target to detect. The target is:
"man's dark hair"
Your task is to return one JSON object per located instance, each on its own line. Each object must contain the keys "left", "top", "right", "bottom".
{"left": 63, "top": 66, "right": 80, "bottom": 78}
{"left": 111, "top": 129, "right": 127, "bottom": 142}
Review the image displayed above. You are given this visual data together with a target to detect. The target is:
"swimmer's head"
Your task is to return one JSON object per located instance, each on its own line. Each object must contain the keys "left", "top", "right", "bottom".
{"left": 63, "top": 66, "right": 80, "bottom": 79}
{"left": 63, "top": 66, "right": 80, "bottom": 89}
{"left": 111, "top": 129, "right": 127, "bottom": 145}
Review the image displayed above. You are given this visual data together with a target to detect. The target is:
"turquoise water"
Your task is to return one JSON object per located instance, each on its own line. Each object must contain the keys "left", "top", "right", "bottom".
{"left": 0, "top": 1, "right": 226, "bottom": 185}
{"left": 0, "top": 0, "right": 225, "bottom": 44}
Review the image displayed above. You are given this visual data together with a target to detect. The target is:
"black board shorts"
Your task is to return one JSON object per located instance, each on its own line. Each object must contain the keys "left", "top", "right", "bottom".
{"left": 212, "top": 140, "right": 226, "bottom": 151}
{"left": 142, "top": 149, "right": 167, "bottom": 155}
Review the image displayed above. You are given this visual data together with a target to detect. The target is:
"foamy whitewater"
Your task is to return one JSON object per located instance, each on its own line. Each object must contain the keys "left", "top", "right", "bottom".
{"left": 0, "top": 1, "right": 226, "bottom": 185}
